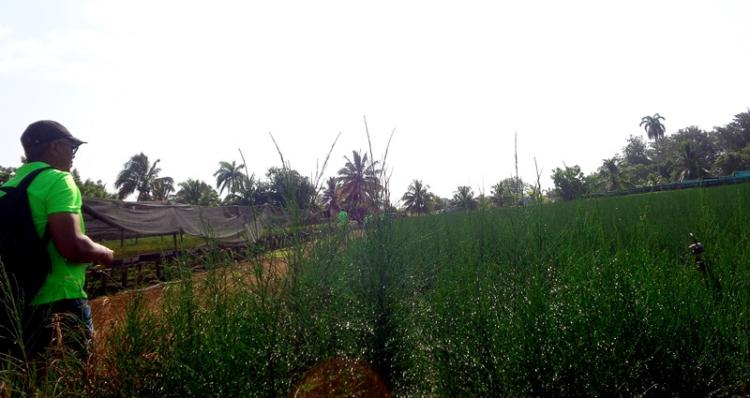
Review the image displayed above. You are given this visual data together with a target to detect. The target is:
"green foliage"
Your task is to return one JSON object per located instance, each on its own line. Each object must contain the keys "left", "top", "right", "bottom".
{"left": 597, "top": 157, "right": 621, "bottom": 191}
{"left": 619, "top": 163, "right": 654, "bottom": 188}
{"left": 490, "top": 177, "right": 525, "bottom": 207}
{"left": 63, "top": 184, "right": 748, "bottom": 397}
{"left": 587, "top": 110, "right": 750, "bottom": 195}
{"left": 337, "top": 150, "right": 381, "bottom": 221}
{"left": 430, "top": 196, "right": 451, "bottom": 212}
{"left": 0, "top": 165, "right": 17, "bottom": 184}
{"left": 622, "top": 135, "right": 651, "bottom": 166}
{"left": 6, "top": 185, "right": 750, "bottom": 396}
{"left": 175, "top": 179, "right": 220, "bottom": 206}
{"left": 99, "top": 235, "right": 204, "bottom": 259}
{"left": 115, "top": 153, "right": 173, "bottom": 201}
{"left": 213, "top": 161, "right": 246, "bottom": 196}
{"left": 713, "top": 144, "right": 750, "bottom": 176}
{"left": 6, "top": 166, "right": 116, "bottom": 199}
{"left": 451, "top": 185, "right": 476, "bottom": 210}
{"left": 551, "top": 165, "right": 586, "bottom": 200}
{"left": 151, "top": 176, "right": 175, "bottom": 201}
{"left": 640, "top": 113, "right": 666, "bottom": 142}
{"left": 714, "top": 111, "right": 750, "bottom": 152}
{"left": 222, "top": 175, "right": 256, "bottom": 206}
{"left": 254, "top": 167, "right": 315, "bottom": 210}
{"left": 320, "top": 176, "right": 340, "bottom": 217}
{"left": 71, "top": 169, "right": 116, "bottom": 199}
{"left": 659, "top": 127, "right": 716, "bottom": 181}
{"left": 401, "top": 179, "right": 432, "bottom": 214}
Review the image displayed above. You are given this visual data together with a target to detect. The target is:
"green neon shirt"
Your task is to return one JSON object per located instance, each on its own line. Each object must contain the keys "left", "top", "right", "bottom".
{"left": 0, "top": 162, "right": 88, "bottom": 305}
{"left": 337, "top": 210, "right": 348, "bottom": 226}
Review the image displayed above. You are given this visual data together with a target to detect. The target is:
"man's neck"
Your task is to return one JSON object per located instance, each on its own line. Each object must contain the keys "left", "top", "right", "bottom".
{"left": 32, "top": 158, "right": 66, "bottom": 171}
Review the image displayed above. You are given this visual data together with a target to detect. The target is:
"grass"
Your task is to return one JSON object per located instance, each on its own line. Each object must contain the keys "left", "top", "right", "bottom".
{"left": 87, "top": 229, "right": 303, "bottom": 297}
{"left": 98, "top": 223, "right": 323, "bottom": 260}
{"left": 101, "top": 235, "right": 206, "bottom": 259}
{"left": 4, "top": 184, "right": 750, "bottom": 396}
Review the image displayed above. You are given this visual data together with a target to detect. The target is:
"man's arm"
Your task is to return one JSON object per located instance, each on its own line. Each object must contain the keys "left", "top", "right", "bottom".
{"left": 47, "top": 213, "right": 115, "bottom": 266}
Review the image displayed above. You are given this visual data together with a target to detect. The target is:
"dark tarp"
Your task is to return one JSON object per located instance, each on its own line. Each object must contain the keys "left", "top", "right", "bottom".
{"left": 82, "top": 199, "right": 294, "bottom": 243}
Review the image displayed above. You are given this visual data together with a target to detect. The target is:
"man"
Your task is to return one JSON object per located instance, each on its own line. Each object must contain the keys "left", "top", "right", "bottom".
{"left": 0, "top": 120, "right": 114, "bottom": 359}
{"left": 337, "top": 209, "right": 348, "bottom": 227}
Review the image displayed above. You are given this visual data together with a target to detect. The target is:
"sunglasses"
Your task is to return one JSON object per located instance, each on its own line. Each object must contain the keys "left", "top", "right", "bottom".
{"left": 57, "top": 139, "right": 81, "bottom": 155}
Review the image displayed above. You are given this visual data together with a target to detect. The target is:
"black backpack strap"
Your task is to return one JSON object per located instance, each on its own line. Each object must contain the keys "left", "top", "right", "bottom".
{"left": 0, "top": 167, "right": 53, "bottom": 193}
{"left": 4, "top": 167, "right": 54, "bottom": 244}
{"left": 17, "top": 167, "right": 53, "bottom": 190}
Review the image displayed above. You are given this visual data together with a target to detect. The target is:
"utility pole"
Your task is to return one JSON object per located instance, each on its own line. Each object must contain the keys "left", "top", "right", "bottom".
{"left": 515, "top": 132, "right": 524, "bottom": 204}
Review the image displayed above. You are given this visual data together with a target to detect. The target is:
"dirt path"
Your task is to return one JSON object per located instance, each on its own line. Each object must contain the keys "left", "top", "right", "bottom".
{"left": 86, "top": 233, "right": 388, "bottom": 396}
{"left": 89, "top": 256, "right": 289, "bottom": 351}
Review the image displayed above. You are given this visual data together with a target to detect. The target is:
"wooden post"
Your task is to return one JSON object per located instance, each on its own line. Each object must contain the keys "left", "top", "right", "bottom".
{"left": 100, "top": 270, "right": 108, "bottom": 295}
{"left": 120, "top": 230, "right": 124, "bottom": 248}
{"left": 155, "top": 257, "right": 163, "bottom": 281}
{"left": 121, "top": 264, "right": 128, "bottom": 288}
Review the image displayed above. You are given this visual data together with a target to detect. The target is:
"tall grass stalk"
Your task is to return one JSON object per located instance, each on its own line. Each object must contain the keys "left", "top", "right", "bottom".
{"left": 9, "top": 181, "right": 750, "bottom": 396}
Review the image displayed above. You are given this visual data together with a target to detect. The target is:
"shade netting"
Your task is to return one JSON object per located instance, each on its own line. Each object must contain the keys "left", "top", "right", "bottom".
{"left": 82, "top": 199, "right": 297, "bottom": 243}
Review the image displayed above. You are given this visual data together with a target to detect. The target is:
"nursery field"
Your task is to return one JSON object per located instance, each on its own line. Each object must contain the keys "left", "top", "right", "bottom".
{"left": 11, "top": 184, "right": 750, "bottom": 397}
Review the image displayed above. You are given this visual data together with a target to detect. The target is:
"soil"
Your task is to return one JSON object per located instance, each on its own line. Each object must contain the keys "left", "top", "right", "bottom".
{"left": 89, "top": 256, "right": 289, "bottom": 353}
{"left": 88, "top": 235, "right": 388, "bottom": 395}
{"left": 293, "top": 357, "right": 390, "bottom": 398}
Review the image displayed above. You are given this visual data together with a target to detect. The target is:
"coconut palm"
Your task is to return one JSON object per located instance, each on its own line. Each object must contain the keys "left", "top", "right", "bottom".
{"left": 640, "top": 113, "right": 666, "bottom": 142}
{"left": 320, "top": 176, "right": 340, "bottom": 217}
{"left": 214, "top": 161, "right": 246, "bottom": 196}
{"left": 600, "top": 157, "right": 621, "bottom": 191}
{"left": 401, "top": 179, "right": 432, "bottom": 215}
{"left": 676, "top": 142, "right": 710, "bottom": 181}
{"left": 114, "top": 153, "right": 169, "bottom": 201}
{"left": 175, "top": 179, "right": 220, "bottom": 206}
{"left": 223, "top": 174, "right": 256, "bottom": 206}
{"left": 452, "top": 185, "right": 476, "bottom": 211}
{"left": 337, "top": 150, "right": 380, "bottom": 221}
{"left": 151, "top": 177, "right": 175, "bottom": 201}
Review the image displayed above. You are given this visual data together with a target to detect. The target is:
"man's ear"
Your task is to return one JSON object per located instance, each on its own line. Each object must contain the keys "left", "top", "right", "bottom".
{"left": 48, "top": 140, "right": 62, "bottom": 156}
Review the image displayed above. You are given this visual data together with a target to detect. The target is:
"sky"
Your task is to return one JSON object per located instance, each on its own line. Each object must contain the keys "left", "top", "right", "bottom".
{"left": 1, "top": 0, "right": 749, "bottom": 202}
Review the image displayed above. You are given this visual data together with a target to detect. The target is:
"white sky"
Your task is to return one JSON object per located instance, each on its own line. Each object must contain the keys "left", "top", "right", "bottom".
{"left": 1, "top": 0, "right": 749, "bottom": 201}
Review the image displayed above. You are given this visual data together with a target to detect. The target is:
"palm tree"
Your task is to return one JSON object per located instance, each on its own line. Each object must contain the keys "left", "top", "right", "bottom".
{"left": 640, "top": 113, "right": 666, "bottom": 142}
{"left": 175, "top": 179, "right": 220, "bottom": 206}
{"left": 223, "top": 174, "right": 256, "bottom": 206}
{"left": 320, "top": 176, "right": 340, "bottom": 217}
{"left": 214, "top": 161, "right": 246, "bottom": 196}
{"left": 337, "top": 150, "right": 380, "bottom": 221}
{"left": 114, "top": 153, "right": 169, "bottom": 201}
{"left": 452, "top": 185, "right": 476, "bottom": 211}
{"left": 600, "top": 157, "right": 621, "bottom": 191}
{"left": 401, "top": 179, "right": 431, "bottom": 215}
{"left": 676, "top": 142, "right": 710, "bottom": 181}
{"left": 151, "top": 177, "right": 175, "bottom": 201}
{"left": 491, "top": 177, "right": 524, "bottom": 207}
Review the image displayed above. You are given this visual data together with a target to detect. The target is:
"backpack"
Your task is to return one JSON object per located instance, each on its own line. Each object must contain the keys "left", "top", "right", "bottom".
{"left": 0, "top": 167, "right": 53, "bottom": 309}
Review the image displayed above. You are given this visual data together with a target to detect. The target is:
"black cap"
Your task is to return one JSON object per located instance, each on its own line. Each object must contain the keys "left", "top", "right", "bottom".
{"left": 21, "top": 120, "right": 87, "bottom": 149}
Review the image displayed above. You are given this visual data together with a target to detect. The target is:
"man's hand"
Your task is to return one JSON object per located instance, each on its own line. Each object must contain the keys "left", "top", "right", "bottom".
{"left": 94, "top": 245, "right": 115, "bottom": 266}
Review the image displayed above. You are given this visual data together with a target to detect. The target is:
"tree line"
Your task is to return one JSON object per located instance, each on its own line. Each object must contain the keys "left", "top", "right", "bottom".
{"left": 1, "top": 109, "right": 748, "bottom": 216}
{"left": 549, "top": 110, "right": 750, "bottom": 201}
{"left": 399, "top": 109, "right": 750, "bottom": 210}
{"left": 0, "top": 148, "right": 386, "bottom": 222}
{"left": 102, "top": 149, "right": 388, "bottom": 222}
